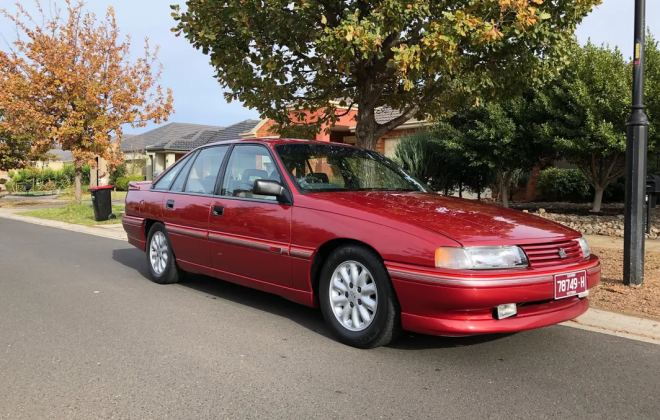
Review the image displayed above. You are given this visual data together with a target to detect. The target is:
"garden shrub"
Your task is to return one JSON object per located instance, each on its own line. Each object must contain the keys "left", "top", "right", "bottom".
{"left": 0, "top": 178, "right": 6, "bottom": 185}
{"left": 537, "top": 168, "right": 590, "bottom": 202}
{"left": 602, "top": 177, "right": 626, "bottom": 202}
{"left": 109, "top": 163, "right": 127, "bottom": 187}
{"left": 6, "top": 165, "right": 87, "bottom": 191}
{"left": 115, "top": 175, "right": 144, "bottom": 191}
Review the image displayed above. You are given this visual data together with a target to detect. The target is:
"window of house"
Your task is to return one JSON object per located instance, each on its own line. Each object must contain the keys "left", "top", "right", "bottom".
{"left": 220, "top": 145, "right": 281, "bottom": 200}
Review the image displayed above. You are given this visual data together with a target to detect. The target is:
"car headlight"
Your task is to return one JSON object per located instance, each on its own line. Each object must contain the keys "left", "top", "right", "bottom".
{"left": 435, "top": 246, "right": 529, "bottom": 270}
{"left": 576, "top": 237, "right": 591, "bottom": 258}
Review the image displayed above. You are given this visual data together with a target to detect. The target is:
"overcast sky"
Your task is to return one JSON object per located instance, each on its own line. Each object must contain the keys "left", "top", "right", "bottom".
{"left": 1, "top": 0, "right": 658, "bottom": 134}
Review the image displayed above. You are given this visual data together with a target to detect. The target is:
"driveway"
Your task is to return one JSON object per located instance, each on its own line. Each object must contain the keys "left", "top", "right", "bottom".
{"left": 1, "top": 218, "right": 658, "bottom": 419}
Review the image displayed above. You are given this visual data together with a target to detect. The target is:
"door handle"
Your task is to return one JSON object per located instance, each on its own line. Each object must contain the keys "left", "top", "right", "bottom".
{"left": 166, "top": 199, "right": 175, "bottom": 209}
{"left": 212, "top": 205, "right": 224, "bottom": 217}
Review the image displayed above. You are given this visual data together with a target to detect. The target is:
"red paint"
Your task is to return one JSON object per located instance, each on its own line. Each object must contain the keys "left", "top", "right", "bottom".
{"left": 124, "top": 138, "right": 601, "bottom": 337}
{"left": 162, "top": 193, "right": 213, "bottom": 267}
{"left": 209, "top": 198, "right": 292, "bottom": 287}
{"left": 89, "top": 185, "right": 115, "bottom": 191}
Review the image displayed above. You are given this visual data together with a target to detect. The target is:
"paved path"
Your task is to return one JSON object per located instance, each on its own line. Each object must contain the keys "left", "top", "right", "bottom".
{"left": 1, "top": 218, "right": 660, "bottom": 419}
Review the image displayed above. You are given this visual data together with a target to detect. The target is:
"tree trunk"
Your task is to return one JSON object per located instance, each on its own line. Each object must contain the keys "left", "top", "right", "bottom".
{"left": 592, "top": 186, "right": 605, "bottom": 213}
{"left": 501, "top": 183, "right": 510, "bottom": 208}
{"left": 74, "top": 166, "right": 82, "bottom": 205}
{"left": 496, "top": 168, "right": 512, "bottom": 208}
{"left": 355, "top": 106, "right": 379, "bottom": 151}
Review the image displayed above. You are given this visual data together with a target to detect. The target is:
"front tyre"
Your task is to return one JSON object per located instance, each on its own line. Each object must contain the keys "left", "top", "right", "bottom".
{"left": 319, "top": 245, "right": 402, "bottom": 349}
{"left": 146, "top": 223, "right": 184, "bottom": 284}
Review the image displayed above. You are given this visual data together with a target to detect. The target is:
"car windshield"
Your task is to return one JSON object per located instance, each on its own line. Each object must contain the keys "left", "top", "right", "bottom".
{"left": 275, "top": 143, "right": 432, "bottom": 193}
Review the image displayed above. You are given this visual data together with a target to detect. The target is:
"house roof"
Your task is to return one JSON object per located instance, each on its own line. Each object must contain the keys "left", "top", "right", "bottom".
{"left": 208, "top": 120, "right": 261, "bottom": 143}
{"left": 139, "top": 123, "right": 224, "bottom": 152}
{"left": 47, "top": 146, "right": 73, "bottom": 162}
{"left": 144, "top": 120, "right": 262, "bottom": 152}
{"left": 374, "top": 106, "right": 424, "bottom": 125}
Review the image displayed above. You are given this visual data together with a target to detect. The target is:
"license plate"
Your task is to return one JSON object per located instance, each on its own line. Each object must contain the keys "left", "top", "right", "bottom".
{"left": 554, "top": 271, "right": 587, "bottom": 300}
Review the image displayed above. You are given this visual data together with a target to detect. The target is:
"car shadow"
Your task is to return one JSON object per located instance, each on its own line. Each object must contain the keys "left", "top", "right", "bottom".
{"left": 389, "top": 332, "right": 517, "bottom": 351}
{"left": 112, "top": 248, "right": 331, "bottom": 339}
{"left": 112, "top": 247, "right": 513, "bottom": 350}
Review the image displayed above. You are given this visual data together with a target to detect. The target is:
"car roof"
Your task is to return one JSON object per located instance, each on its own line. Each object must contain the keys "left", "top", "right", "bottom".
{"left": 202, "top": 137, "right": 358, "bottom": 149}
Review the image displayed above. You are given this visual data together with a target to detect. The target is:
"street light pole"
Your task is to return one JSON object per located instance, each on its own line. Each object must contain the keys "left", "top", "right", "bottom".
{"left": 623, "top": 0, "right": 649, "bottom": 286}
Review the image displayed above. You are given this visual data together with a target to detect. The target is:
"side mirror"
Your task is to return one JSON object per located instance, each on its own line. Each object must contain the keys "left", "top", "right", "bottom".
{"left": 253, "top": 179, "right": 292, "bottom": 204}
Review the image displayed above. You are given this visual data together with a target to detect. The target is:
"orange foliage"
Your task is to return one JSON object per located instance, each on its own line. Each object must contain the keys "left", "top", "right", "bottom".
{"left": 0, "top": 1, "right": 173, "bottom": 187}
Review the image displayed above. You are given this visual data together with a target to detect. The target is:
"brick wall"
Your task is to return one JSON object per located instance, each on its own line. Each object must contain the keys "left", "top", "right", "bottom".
{"left": 255, "top": 120, "right": 279, "bottom": 138}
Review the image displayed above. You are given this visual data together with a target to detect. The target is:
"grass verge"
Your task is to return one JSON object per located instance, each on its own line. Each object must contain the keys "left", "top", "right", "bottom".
{"left": 18, "top": 203, "right": 125, "bottom": 226}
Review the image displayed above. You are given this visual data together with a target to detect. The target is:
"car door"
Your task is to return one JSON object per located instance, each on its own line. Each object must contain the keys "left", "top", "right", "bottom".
{"left": 208, "top": 144, "right": 292, "bottom": 287}
{"left": 162, "top": 146, "right": 229, "bottom": 269}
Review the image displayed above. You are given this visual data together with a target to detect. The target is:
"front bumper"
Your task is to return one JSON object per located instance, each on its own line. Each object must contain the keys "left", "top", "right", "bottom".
{"left": 387, "top": 256, "right": 601, "bottom": 336}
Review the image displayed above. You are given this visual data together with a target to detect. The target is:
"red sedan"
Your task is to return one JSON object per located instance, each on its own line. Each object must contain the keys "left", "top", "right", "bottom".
{"left": 123, "top": 138, "right": 600, "bottom": 348}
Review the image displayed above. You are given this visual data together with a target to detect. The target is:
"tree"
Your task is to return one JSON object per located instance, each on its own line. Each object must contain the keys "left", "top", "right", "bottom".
{"left": 394, "top": 129, "right": 493, "bottom": 197}
{"left": 535, "top": 42, "right": 630, "bottom": 212}
{"left": 172, "top": 0, "right": 599, "bottom": 150}
{"left": 0, "top": 127, "right": 31, "bottom": 172}
{"left": 0, "top": 112, "right": 55, "bottom": 171}
{"left": 435, "top": 93, "right": 550, "bottom": 207}
{"left": 0, "top": 1, "right": 173, "bottom": 203}
{"left": 645, "top": 30, "right": 659, "bottom": 160}
{"left": 394, "top": 130, "right": 446, "bottom": 190}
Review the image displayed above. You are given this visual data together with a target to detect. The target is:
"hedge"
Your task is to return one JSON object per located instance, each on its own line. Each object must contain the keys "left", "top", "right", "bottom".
{"left": 115, "top": 175, "right": 145, "bottom": 191}
{"left": 537, "top": 168, "right": 590, "bottom": 202}
{"left": 6, "top": 164, "right": 90, "bottom": 192}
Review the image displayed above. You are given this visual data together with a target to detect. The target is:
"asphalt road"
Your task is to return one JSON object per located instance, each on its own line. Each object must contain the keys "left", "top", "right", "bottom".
{"left": 1, "top": 218, "right": 659, "bottom": 419}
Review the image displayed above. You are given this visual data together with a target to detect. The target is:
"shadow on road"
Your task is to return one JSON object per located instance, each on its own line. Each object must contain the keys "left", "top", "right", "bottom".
{"left": 112, "top": 247, "right": 511, "bottom": 350}
{"left": 112, "top": 248, "right": 152, "bottom": 280}
{"left": 112, "top": 247, "right": 332, "bottom": 339}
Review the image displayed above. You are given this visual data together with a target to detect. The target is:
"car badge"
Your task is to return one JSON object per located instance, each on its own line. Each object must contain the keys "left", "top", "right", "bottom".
{"left": 558, "top": 248, "right": 567, "bottom": 259}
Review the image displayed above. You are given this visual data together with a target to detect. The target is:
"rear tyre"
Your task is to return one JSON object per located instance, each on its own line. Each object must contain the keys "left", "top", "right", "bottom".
{"left": 146, "top": 222, "right": 185, "bottom": 284}
{"left": 319, "top": 245, "right": 402, "bottom": 349}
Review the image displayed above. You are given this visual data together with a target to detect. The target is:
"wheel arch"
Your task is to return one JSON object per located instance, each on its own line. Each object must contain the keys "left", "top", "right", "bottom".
{"left": 144, "top": 218, "right": 158, "bottom": 241}
{"left": 309, "top": 238, "right": 384, "bottom": 306}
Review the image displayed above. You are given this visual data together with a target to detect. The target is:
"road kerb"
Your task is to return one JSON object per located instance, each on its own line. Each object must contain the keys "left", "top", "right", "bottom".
{"left": 562, "top": 307, "right": 660, "bottom": 345}
{"left": 0, "top": 209, "right": 127, "bottom": 241}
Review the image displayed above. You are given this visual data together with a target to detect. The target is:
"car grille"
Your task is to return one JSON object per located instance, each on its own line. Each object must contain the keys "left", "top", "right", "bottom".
{"left": 520, "top": 240, "right": 583, "bottom": 268}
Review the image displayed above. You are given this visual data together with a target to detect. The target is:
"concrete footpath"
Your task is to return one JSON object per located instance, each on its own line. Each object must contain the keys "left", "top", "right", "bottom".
{"left": 2, "top": 208, "right": 659, "bottom": 345}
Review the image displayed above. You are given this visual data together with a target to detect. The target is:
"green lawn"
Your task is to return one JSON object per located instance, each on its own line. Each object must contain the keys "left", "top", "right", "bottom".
{"left": 56, "top": 189, "right": 128, "bottom": 202}
{"left": 19, "top": 203, "right": 125, "bottom": 226}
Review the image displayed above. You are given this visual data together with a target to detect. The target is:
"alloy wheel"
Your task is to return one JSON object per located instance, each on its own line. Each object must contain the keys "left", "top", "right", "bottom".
{"left": 150, "top": 231, "right": 168, "bottom": 275}
{"left": 329, "top": 261, "right": 378, "bottom": 332}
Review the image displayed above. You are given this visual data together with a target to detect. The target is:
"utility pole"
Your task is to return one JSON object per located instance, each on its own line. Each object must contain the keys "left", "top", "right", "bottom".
{"left": 623, "top": 0, "right": 649, "bottom": 286}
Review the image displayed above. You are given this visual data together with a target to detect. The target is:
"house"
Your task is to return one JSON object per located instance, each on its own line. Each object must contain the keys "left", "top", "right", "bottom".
{"left": 89, "top": 104, "right": 429, "bottom": 185}
{"left": 257, "top": 105, "right": 430, "bottom": 157}
{"left": 143, "top": 120, "right": 262, "bottom": 180}
{"left": 32, "top": 145, "right": 73, "bottom": 170}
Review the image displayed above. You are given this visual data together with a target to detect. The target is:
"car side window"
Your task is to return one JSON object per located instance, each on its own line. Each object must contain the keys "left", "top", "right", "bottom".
{"left": 152, "top": 154, "right": 192, "bottom": 190}
{"left": 184, "top": 146, "right": 228, "bottom": 195}
{"left": 169, "top": 151, "right": 198, "bottom": 192}
{"left": 220, "top": 145, "right": 281, "bottom": 201}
